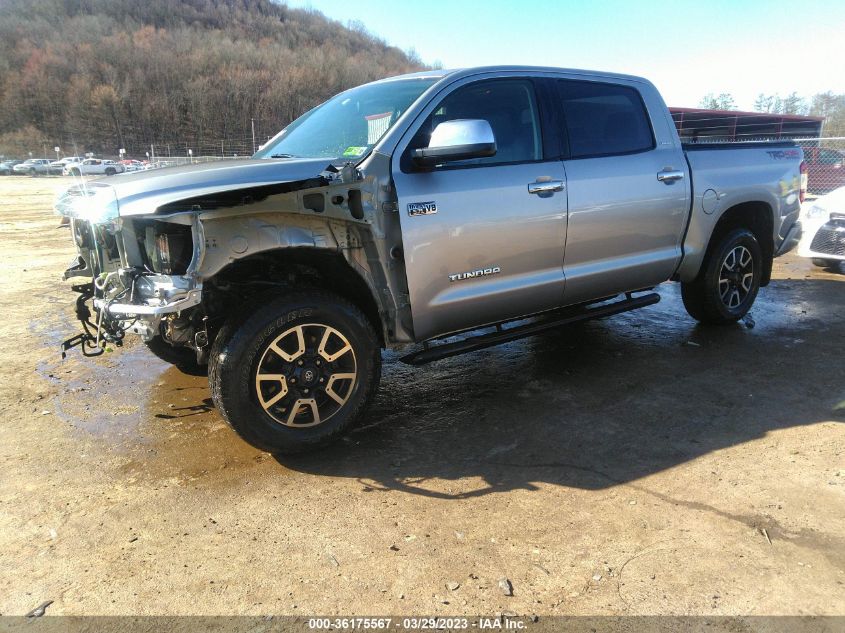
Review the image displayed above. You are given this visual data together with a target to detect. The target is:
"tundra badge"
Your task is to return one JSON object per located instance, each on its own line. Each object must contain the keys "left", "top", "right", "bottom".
{"left": 408, "top": 201, "right": 437, "bottom": 216}
{"left": 449, "top": 266, "right": 501, "bottom": 282}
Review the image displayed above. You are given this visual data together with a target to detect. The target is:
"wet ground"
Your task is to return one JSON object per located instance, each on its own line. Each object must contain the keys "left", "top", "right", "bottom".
{"left": 1, "top": 178, "right": 843, "bottom": 616}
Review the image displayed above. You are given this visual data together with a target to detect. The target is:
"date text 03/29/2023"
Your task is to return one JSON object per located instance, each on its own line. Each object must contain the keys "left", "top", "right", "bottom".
{"left": 307, "top": 617, "right": 529, "bottom": 630}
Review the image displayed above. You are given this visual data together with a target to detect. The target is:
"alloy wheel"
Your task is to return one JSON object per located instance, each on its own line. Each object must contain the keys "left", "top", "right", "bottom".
{"left": 718, "top": 245, "right": 754, "bottom": 309}
{"left": 254, "top": 323, "right": 357, "bottom": 428}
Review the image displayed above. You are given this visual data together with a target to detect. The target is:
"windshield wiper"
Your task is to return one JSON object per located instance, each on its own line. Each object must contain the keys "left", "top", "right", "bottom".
{"left": 269, "top": 153, "right": 299, "bottom": 159}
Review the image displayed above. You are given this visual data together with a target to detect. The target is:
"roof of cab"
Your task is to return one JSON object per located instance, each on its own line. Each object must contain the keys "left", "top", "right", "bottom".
{"left": 376, "top": 65, "right": 650, "bottom": 85}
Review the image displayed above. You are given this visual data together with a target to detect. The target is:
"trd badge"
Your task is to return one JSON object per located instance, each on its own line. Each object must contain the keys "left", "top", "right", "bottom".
{"left": 407, "top": 201, "right": 437, "bottom": 216}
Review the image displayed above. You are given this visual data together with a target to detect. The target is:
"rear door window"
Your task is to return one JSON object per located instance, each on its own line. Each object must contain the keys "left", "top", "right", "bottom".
{"left": 554, "top": 80, "right": 654, "bottom": 158}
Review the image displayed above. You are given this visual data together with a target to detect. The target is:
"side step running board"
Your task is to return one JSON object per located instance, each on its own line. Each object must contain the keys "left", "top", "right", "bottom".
{"left": 400, "top": 292, "right": 660, "bottom": 366}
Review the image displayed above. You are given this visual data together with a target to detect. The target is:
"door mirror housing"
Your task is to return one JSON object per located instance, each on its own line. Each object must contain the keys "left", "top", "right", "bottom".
{"left": 411, "top": 119, "right": 497, "bottom": 168}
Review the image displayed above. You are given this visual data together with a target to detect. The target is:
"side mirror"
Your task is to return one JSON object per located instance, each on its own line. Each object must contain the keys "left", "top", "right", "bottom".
{"left": 412, "top": 119, "right": 497, "bottom": 168}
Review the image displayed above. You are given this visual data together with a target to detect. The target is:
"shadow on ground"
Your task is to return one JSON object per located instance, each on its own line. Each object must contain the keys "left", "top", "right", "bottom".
{"left": 52, "top": 277, "right": 844, "bottom": 498}
{"left": 274, "top": 280, "right": 845, "bottom": 497}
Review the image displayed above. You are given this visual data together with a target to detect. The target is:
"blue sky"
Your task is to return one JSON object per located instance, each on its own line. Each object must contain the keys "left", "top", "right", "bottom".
{"left": 284, "top": 0, "right": 845, "bottom": 110}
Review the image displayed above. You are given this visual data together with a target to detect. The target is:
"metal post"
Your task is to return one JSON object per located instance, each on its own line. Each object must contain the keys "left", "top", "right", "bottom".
{"left": 251, "top": 118, "right": 256, "bottom": 154}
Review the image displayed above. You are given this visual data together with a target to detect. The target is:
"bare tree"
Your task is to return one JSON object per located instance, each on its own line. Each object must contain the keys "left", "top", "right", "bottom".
{"left": 699, "top": 93, "right": 737, "bottom": 110}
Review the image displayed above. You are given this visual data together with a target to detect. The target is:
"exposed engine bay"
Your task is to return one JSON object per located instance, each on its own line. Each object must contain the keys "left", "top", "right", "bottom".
{"left": 61, "top": 213, "right": 207, "bottom": 358}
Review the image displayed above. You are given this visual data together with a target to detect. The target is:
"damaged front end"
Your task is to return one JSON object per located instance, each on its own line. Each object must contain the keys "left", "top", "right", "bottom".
{"left": 58, "top": 185, "right": 205, "bottom": 359}
{"left": 55, "top": 157, "right": 383, "bottom": 362}
{"left": 55, "top": 171, "right": 212, "bottom": 359}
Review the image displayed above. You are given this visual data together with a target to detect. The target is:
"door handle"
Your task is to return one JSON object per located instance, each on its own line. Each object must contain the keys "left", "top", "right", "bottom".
{"left": 657, "top": 169, "right": 685, "bottom": 183}
{"left": 528, "top": 180, "right": 565, "bottom": 194}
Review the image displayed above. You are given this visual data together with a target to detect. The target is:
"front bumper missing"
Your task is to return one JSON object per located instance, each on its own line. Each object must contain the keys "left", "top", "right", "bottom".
{"left": 93, "top": 284, "right": 202, "bottom": 316}
{"left": 61, "top": 270, "right": 203, "bottom": 357}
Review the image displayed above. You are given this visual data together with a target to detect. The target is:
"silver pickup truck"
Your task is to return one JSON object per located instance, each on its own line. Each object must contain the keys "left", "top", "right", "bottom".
{"left": 56, "top": 66, "right": 804, "bottom": 453}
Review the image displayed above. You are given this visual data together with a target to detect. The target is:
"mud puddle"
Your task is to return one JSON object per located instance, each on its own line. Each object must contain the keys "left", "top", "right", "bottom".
{"left": 37, "top": 324, "right": 268, "bottom": 485}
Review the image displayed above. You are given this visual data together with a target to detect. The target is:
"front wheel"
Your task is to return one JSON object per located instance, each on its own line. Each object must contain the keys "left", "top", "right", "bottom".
{"left": 682, "top": 228, "right": 763, "bottom": 324}
{"left": 209, "top": 290, "right": 381, "bottom": 454}
{"left": 105, "top": 167, "right": 116, "bottom": 176}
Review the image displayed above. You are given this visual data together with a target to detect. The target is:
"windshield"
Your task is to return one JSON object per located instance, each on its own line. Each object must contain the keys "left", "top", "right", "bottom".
{"left": 253, "top": 77, "right": 438, "bottom": 161}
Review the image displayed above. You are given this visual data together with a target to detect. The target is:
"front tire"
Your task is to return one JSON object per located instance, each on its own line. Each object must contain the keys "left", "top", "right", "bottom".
{"left": 682, "top": 228, "right": 763, "bottom": 324}
{"left": 105, "top": 167, "right": 116, "bottom": 176}
{"left": 209, "top": 290, "right": 381, "bottom": 454}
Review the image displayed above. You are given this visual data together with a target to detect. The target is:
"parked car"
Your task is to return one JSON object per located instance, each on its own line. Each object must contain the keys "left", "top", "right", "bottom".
{"left": 56, "top": 66, "right": 804, "bottom": 454}
{"left": 13, "top": 158, "right": 52, "bottom": 175}
{"left": 798, "top": 185, "right": 844, "bottom": 270}
{"left": 63, "top": 158, "right": 125, "bottom": 176}
{"left": 119, "top": 159, "right": 146, "bottom": 172}
{"left": 49, "top": 156, "right": 83, "bottom": 175}
{"left": 801, "top": 146, "right": 845, "bottom": 195}
{"left": 0, "top": 159, "right": 23, "bottom": 175}
{"left": 145, "top": 160, "right": 177, "bottom": 170}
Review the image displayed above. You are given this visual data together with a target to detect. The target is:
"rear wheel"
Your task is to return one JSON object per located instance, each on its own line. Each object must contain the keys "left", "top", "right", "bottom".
{"left": 105, "top": 167, "right": 116, "bottom": 176}
{"left": 209, "top": 290, "right": 381, "bottom": 454}
{"left": 682, "top": 228, "right": 762, "bottom": 324}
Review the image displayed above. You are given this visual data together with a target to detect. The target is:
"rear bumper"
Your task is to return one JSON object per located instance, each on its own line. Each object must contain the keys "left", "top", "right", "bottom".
{"left": 774, "top": 219, "right": 802, "bottom": 257}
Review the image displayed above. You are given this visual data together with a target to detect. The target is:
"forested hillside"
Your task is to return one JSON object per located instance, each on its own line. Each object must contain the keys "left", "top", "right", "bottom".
{"left": 0, "top": 0, "right": 427, "bottom": 157}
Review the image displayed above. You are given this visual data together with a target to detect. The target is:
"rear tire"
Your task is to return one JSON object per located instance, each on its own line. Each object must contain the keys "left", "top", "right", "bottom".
{"left": 208, "top": 290, "right": 381, "bottom": 454}
{"left": 682, "top": 228, "right": 763, "bottom": 324}
{"left": 105, "top": 167, "right": 116, "bottom": 176}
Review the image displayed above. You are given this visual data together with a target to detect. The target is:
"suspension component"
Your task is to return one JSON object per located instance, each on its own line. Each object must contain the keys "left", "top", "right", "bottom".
{"left": 60, "top": 282, "right": 127, "bottom": 358}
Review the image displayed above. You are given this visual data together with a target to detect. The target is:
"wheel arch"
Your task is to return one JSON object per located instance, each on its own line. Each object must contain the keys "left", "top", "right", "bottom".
{"left": 204, "top": 247, "right": 386, "bottom": 347}
{"left": 710, "top": 202, "right": 774, "bottom": 286}
{"left": 681, "top": 200, "right": 775, "bottom": 286}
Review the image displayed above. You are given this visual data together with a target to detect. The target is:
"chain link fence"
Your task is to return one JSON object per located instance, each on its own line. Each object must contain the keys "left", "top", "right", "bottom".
{"left": 794, "top": 137, "right": 845, "bottom": 196}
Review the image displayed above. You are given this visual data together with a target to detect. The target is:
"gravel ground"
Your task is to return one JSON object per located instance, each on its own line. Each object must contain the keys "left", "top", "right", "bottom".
{"left": 0, "top": 177, "right": 843, "bottom": 617}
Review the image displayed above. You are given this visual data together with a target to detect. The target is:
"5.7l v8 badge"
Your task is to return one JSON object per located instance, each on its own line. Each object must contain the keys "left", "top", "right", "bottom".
{"left": 407, "top": 201, "right": 437, "bottom": 216}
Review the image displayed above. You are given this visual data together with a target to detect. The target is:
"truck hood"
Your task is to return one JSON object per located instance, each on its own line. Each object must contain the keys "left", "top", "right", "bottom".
{"left": 55, "top": 157, "right": 334, "bottom": 222}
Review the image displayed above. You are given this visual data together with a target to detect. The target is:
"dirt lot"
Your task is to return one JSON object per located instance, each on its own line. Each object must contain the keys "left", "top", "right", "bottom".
{"left": 0, "top": 176, "right": 843, "bottom": 617}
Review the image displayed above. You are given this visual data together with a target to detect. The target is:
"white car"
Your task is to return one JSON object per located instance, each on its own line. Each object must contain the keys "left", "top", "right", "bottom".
{"left": 63, "top": 159, "right": 125, "bottom": 177}
{"left": 49, "top": 157, "right": 82, "bottom": 174}
{"left": 798, "top": 186, "right": 845, "bottom": 270}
